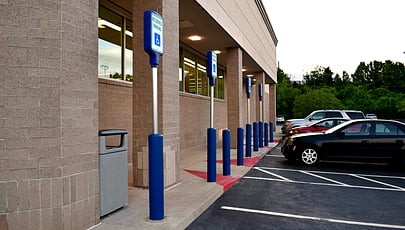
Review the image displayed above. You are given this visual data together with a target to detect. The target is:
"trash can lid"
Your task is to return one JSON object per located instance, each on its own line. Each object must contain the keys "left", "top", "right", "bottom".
{"left": 99, "top": 129, "right": 128, "bottom": 136}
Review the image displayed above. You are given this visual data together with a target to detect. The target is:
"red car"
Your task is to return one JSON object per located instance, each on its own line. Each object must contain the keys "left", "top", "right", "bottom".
{"left": 287, "top": 118, "right": 350, "bottom": 136}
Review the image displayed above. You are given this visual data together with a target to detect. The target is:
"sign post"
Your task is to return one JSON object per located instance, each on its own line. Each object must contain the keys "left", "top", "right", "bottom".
{"left": 245, "top": 76, "right": 252, "bottom": 157}
{"left": 144, "top": 10, "right": 164, "bottom": 221}
{"left": 207, "top": 50, "right": 217, "bottom": 182}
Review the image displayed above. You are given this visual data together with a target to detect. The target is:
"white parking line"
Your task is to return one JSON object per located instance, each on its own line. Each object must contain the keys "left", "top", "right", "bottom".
{"left": 254, "top": 167, "right": 292, "bottom": 181}
{"left": 221, "top": 206, "right": 405, "bottom": 229}
{"left": 250, "top": 167, "right": 405, "bottom": 191}
{"left": 259, "top": 166, "right": 405, "bottom": 180}
{"left": 350, "top": 174, "right": 405, "bottom": 191}
{"left": 244, "top": 176, "right": 405, "bottom": 192}
{"left": 300, "top": 170, "right": 348, "bottom": 186}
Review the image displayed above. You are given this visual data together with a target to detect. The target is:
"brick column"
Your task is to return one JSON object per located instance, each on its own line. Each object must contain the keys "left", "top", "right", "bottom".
{"left": 268, "top": 83, "right": 277, "bottom": 124}
{"left": 132, "top": 0, "right": 180, "bottom": 188}
{"left": 0, "top": 1, "right": 99, "bottom": 229}
{"left": 226, "top": 48, "right": 244, "bottom": 148}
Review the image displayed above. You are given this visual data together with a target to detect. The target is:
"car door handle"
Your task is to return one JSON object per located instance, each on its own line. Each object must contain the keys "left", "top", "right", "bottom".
{"left": 361, "top": 140, "right": 370, "bottom": 144}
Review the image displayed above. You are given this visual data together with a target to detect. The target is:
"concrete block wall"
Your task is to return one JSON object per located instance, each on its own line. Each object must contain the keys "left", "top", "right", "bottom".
{"left": 0, "top": 0, "right": 99, "bottom": 229}
{"left": 132, "top": 0, "right": 180, "bottom": 188}
{"left": 179, "top": 94, "right": 228, "bottom": 149}
{"left": 98, "top": 79, "right": 133, "bottom": 164}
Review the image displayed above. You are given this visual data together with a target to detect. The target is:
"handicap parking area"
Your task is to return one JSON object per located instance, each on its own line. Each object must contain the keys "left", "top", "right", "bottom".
{"left": 188, "top": 145, "right": 405, "bottom": 229}
{"left": 247, "top": 166, "right": 405, "bottom": 192}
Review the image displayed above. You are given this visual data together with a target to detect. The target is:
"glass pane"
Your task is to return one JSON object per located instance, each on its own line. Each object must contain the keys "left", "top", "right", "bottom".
{"left": 216, "top": 68, "right": 224, "bottom": 99}
{"left": 179, "top": 48, "right": 184, "bottom": 91}
{"left": 197, "top": 58, "right": 208, "bottom": 96}
{"left": 98, "top": 6, "right": 122, "bottom": 79}
{"left": 184, "top": 52, "right": 196, "bottom": 94}
{"left": 125, "top": 18, "right": 133, "bottom": 82}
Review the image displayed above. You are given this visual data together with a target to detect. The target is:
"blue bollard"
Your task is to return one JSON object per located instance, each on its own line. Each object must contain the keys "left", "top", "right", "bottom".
{"left": 259, "top": 121, "right": 264, "bottom": 148}
{"left": 245, "top": 123, "right": 252, "bottom": 157}
{"left": 237, "top": 128, "right": 244, "bottom": 166}
{"left": 148, "top": 133, "right": 164, "bottom": 220}
{"left": 264, "top": 122, "right": 269, "bottom": 146}
{"left": 207, "top": 128, "right": 216, "bottom": 182}
{"left": 222, "top": 129, "right": 230, "bottom": 176}
{"left": 253, "top": 122, "right": 259, "bottom": 151}
{"left": 270, "top": 122, "right": 274, "bottom": 143}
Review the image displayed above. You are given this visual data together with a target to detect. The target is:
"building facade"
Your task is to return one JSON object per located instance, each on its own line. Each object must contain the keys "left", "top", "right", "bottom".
{"left": 0, "top": 0, "right": 277, "bottom": 229}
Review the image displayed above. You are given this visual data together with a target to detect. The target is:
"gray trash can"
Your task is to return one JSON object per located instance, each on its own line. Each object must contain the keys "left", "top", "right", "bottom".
{"left": 99, "top": 129, "right": 128, "bottom": 217}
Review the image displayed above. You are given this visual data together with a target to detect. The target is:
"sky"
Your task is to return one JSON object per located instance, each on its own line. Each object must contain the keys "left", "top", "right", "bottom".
{"left": 263, "top": 0, "right": 405, "bottom": 80}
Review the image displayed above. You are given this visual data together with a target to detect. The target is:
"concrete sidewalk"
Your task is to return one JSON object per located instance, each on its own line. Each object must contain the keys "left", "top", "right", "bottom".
{"left": 91, "top": 130, "right": 283, "bottom": 230}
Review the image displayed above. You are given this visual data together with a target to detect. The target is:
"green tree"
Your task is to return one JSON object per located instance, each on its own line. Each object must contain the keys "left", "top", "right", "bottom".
{"left": 303, "top": 66, "right": 334, "bottom": 87}
{"left": 369, "top": 88, "right": 404, "bottom": 119}
{"left": 276, "top": 68, "right": 301, "bottom": 119}
{"left": 276, "top": 60, "right": 405, "bottom": 120}
{"left": 339, "top": 85, "right": 371, "bottom": 112}
{"left": 292, "top": 88, "right": 344, "bottom": 118}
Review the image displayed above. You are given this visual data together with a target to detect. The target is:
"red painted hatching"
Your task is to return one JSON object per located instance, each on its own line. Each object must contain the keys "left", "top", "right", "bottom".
{"left": 184, "top": 169, "right": 241, "bottom": 192}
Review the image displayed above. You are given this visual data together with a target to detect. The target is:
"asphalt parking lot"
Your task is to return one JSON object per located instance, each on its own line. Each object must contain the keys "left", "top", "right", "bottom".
{"left": 187, "top": 142, "right": 405, "bottom": 229}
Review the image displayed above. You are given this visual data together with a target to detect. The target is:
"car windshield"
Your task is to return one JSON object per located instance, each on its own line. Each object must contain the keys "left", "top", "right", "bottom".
{"left": 325, "top": 120, "right": 356, "bottom": 134}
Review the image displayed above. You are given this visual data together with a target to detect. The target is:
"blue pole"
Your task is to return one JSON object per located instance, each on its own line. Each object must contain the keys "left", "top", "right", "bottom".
{"left": 264, "top": 122, "right": 269, "bottom": 146}
{"left": 259, "top": 121, "right": 264, "bottom": 148}
{"left": 148, "top": 134, "right": 164, "bottom": 220}
{"left": 245, "top": 123, "right": 252, "bottom": 157}
{"left": 222, "top": 129, "right": 230, "bottom": 176}
{"left": 207, "top": 128, "right": 216, "bottom": 182}
{"left": 237, "top": 128, "right": 244, "bottom": 166}
{"left": 253, "top": 122, "right": 259, "bottom": 151}
{"left": 270, "top": 122, "right": 274, "bottom": 143}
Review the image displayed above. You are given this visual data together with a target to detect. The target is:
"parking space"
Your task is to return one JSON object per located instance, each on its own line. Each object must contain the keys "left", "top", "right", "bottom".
{"left": 246, "top": 166, "right": 405, "bottom": 192}
{"left": 187, "top": 143, "right": 405, "bottom": 230}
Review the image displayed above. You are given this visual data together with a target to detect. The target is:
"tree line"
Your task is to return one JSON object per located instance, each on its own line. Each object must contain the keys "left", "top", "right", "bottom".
{"left": 276, "top": 60, "right": 405, "bottom": 120}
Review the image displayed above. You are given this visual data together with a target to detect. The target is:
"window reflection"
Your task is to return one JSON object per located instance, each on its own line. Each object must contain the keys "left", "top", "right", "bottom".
{"left": 180, "top": 48, "right": 224, "bottom": 99}
{"left": 197, "top": 59, "right": 208, "bottom": 96}
{"left": 98, "top": 6, "right": 133, "bottom": 82}
{"left": 184, "top": 54, "right": 197, "bottom": 94}
{"left": 125, "top": 19, "right": 133, "bottom": 82}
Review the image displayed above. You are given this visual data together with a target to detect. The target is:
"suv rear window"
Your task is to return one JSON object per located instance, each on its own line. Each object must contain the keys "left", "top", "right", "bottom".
{"left": 326, "top": 112, "right": 343, "bottom": 118}
{"left": 346, "top": 112, "right": 365, "bottom": 119}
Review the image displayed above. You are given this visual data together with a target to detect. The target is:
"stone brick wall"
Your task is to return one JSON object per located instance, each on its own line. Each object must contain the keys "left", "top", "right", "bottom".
{"left": 179, "top": 93, "right": 228, "bottom": 149}
{"left": 0, "top": 0, "right": 99, "bottom": 229}
{"left": 132, "top": 0, "right": 181, "bottom": 188}
{"left": 98, "top": 79, "right": 133, "bottom": 163}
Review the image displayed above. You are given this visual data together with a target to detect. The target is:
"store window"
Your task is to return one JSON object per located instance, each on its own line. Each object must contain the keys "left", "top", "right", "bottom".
{"left": 98, "top": 6, "right": 133, "bottom": 82}
{"left": 179, "top": 48, "right": 224, "bottom": 99}
{"left": 215, "top": 69, "right": 224, "bottom": 99}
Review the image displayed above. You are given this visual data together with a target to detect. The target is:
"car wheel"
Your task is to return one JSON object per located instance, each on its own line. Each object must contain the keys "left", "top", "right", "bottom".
{"left": 300, "top": 147, "right": 319, "bottom": 165}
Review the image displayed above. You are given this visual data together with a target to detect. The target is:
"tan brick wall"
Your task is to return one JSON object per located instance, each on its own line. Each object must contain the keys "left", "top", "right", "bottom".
{"left": 60, "top": 0, "right": 99, "bottom": 228}
{"left": 0, "top": 0, "right": 99, "bottom": 229}
{"left": 132, "top": 0, "right": 180, "bottom": 188}
{"left": 98, "top": 79, "right": 133, "bottom": 163}
{"left": 179, "top": 93, "right": 228, "bottom": 149}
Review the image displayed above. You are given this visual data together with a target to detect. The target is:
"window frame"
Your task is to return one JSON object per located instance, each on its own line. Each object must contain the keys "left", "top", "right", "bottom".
{"left": 179, "top": 45, "right": 225, "bottom": 100}
{"left": 98, "top": 3, "right": 133, "bottom": 82}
